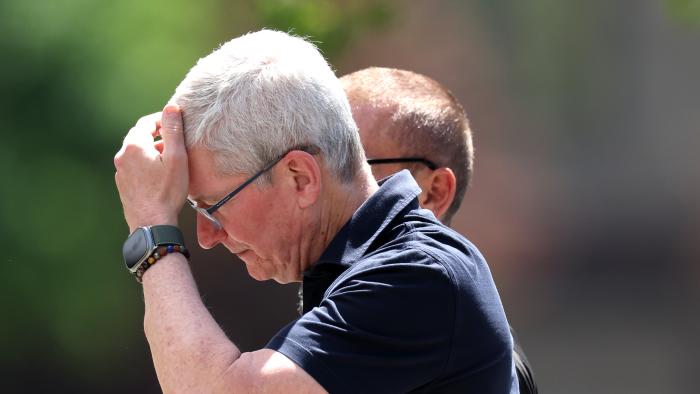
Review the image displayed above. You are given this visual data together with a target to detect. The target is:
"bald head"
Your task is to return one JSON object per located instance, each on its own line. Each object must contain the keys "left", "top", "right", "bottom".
{"left": 340, "top": 67, "right": 473, "bottom": 224}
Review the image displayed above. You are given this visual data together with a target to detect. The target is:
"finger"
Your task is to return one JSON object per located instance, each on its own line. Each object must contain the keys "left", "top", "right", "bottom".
{"left": 154, "top": 139, "right": 165, "bottom": 154}
{"left": 136, "top": 112, "right": 161, "bottom": 127}
{"left": 138, "top": 112, "right": 163, "bottom": 138}
{"left": 159, "top": 104, "right": 185, "bottom": 156}
{"left": 145, "top": 112, "right": 163, "bottom": 138}
{"left": 123, "top": 112, "right": 161, "bottom": 146}
{"left": 154, "top": 119, "right": 162, "bottom": 138}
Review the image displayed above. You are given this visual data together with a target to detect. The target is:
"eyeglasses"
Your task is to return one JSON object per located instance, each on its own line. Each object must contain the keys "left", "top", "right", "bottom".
{"left": 187, "top": 145, "right": 319, "bottom": 228}
{"left": 367, "top": 157, "right": 437, "bottom": 170}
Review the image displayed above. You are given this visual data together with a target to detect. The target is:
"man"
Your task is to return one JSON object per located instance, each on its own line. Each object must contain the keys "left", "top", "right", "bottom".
{"left": 341, "top": 67, "right": 537, "bottom": 394}
{"left": 114, "top": 30, "right": 517, "bottom": 393}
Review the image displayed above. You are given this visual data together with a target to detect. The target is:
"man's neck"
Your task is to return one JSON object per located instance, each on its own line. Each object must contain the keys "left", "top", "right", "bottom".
{"left": 304, "top": 165, "right": 378, "bottom": 272}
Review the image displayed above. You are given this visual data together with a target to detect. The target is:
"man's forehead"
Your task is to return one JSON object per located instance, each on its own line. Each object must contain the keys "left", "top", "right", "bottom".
{"left": 186, "top": 146, "right": 238, "bottom": 201}
{"left": 187, "top": 146, "right": 217, "bottom": 176}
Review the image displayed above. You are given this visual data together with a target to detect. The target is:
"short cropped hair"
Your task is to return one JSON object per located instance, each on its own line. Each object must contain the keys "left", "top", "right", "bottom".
{"left": 341, "top": 67, "right": 474, "bottom": 223}
{"left": 171, "top": 29, "right": 365, "bottom": 183}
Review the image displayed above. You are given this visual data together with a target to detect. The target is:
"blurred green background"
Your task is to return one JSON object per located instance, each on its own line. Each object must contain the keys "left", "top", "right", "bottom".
{"left": 1, "top": 1, "right": 698, "bottom": 393}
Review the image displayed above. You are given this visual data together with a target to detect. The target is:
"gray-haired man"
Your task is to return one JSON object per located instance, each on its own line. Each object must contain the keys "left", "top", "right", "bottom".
{"left": 114, "top": 30, "right": 518, "bottom": 393}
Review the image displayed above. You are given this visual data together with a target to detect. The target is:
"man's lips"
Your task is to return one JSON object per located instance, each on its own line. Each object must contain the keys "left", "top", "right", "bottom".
{"left": 224, "top": 243, "right": 249, "bottom": 255}
{"left": 231, "top": 248, "right": 248, "bottom": 256}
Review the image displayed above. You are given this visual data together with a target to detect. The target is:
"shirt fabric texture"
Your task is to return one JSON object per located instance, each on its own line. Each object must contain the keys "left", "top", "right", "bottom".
{"left": 266, "top": 171, "right": 519, "bottom": 393}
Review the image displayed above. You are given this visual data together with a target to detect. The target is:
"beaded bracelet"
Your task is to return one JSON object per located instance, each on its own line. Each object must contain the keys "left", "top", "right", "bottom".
{"left": 134, "top": 244, "right": 191, "bottom": 283}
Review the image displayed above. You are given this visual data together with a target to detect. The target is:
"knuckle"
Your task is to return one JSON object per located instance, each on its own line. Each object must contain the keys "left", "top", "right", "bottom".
{"left": 114, "top": 150, "right": 125, "bottom": 167}
{"left": 123, "top": 143, "right": 142, "bottom": 154}
{"left": 160, "top": 118, "right": 177, "bottom": 130}
{"left": 127, "top": 126, "right": 140, "bottom": 137}
{"left": 132, "top": 113, "right": 160, "bottom": 133}
{"left": 137, "top": 113, "right": 157, "bottom": 125}
{"left": 115, "top": 142, "right": 146, "bottom": 164}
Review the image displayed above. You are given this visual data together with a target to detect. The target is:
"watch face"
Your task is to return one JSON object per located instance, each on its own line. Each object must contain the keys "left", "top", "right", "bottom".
{"left": 123, "top": 228, "right": 151, "bottom": 270}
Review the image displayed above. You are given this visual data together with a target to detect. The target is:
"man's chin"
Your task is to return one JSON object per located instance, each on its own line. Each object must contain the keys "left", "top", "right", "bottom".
{"left": 238, "top": 252, "right": 298, "bottom": 284}
{"left": 245, "top": 268, "right": 270, "bottom": 282}
{"left": 239, "top": 254, "right": 272, "bottom": 282}
{"left": 242, "top": 261, "right": 294, "bottom": 284}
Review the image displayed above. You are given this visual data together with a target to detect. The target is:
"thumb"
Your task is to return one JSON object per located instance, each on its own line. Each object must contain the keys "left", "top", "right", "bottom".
{"left": 160, "top": 104, "right": 185, "bottom": 156}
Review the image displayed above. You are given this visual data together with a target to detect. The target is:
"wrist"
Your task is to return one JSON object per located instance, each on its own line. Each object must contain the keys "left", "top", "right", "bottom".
{"left": 141, "top": 252, "right": 192, "bottom": 285}
{"left": 122, "top": 225, "right": 190, "bottom": 283}
{"left": 127, "top": 214, "right": 179, "bottom": 234}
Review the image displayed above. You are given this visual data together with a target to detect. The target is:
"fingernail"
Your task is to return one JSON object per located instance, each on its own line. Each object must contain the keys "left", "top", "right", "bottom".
{"left": 163, "top": 103, "right": 180, "bottom": 115}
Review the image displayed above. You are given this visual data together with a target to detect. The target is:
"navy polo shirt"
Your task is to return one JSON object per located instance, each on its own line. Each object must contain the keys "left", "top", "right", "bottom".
{"left": 266, "top": 171, "right": 518, "bottom": 393}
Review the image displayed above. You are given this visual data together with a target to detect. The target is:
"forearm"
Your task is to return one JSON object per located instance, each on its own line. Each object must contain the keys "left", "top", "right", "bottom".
{"left": 142, "top": 254, "right": 241, "bottom": 393}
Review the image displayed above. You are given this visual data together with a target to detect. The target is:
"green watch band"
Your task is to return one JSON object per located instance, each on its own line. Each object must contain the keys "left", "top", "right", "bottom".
{"left": 151, "top": 225, "right": 186, "bottom": 247}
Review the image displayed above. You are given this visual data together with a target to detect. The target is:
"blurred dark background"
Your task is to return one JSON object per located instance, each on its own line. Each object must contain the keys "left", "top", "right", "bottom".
{"left": 1, "top": 1, "right": 698, "bottom": 393}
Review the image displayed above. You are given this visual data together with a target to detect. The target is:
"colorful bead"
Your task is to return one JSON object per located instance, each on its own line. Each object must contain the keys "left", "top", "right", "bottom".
{"left": 132, "top": 243, "right": 191, "bottom": 284}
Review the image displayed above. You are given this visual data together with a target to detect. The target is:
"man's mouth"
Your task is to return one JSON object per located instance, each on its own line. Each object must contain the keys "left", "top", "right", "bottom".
{"left": 224, "top": 243, "right": 249, "bottom": 256}
{"left": 231, "top": 248, "right": 248, "bottom": 256}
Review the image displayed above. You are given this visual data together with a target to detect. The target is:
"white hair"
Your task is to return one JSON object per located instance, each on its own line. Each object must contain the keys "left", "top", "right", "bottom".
{"left": 170, "top": 29, "right": 365, "bottom": 183}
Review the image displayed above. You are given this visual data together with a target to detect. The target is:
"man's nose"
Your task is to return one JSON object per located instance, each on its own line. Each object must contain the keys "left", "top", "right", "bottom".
{"left": 196, "top": 214, "right": 226, "bottom": 249}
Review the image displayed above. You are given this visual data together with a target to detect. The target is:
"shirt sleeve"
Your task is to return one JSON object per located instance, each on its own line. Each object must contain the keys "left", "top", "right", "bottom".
{"left": 266, "top": 251, "right": 457, "bottom": 394}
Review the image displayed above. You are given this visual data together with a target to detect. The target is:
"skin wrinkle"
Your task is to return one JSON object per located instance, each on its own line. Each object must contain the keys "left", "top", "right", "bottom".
{"left": 297, "top": 205, "right": 320, "bottom": 278}
{"left": 307, "top": 174, "right": 368, "bottom": 276}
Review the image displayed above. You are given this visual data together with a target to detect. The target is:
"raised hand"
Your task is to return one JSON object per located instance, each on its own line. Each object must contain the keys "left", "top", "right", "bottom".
{"left": 114, "top": 104, "right": 189, "bottom": 233}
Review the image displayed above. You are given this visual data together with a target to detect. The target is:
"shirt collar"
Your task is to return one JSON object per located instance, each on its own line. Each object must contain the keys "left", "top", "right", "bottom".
{"left": 313, "top": 170, "right": 422, "bottom": 268}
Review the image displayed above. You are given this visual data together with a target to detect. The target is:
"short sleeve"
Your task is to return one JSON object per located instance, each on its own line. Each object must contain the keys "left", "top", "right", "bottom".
{"left": 266, "top": 251, "right": 456, "bottom": 394}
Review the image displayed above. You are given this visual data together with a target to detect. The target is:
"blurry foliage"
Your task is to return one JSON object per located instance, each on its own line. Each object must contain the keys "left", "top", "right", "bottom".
{"left": 471, "top": 0, "right": 607, "bottom": 141}
{"left": 666, "top": 0, "right": 700, "bottom": 25}
{"left": 255, "top": 0, "right": 394, "bottom": 59}
{"left": 472, "top": 0, "right": 700, "bottom": 146}
{"left": 469, "top": 0, "right": 670, "bottom": 163}
{"left": 0, "top": 0, "right": 226, "bottom": 381}
{"left": 0, "top": 0, "right": 391, "bottom": 388}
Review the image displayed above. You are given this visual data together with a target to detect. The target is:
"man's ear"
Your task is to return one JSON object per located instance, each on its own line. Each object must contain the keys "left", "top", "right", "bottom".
{"left": 281, "top": 150, "right": 321, "bottom": 209}
{"left": 418, "top": 167, "right": 457, "bottom": 221}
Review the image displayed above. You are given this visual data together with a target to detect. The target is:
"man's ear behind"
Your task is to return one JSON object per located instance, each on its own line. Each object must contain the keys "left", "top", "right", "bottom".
{"left": 283, "top": 151, "right": 322, "bottom": 209}
{"left": 419, "top": 167, "right": 457, "bottom": 221}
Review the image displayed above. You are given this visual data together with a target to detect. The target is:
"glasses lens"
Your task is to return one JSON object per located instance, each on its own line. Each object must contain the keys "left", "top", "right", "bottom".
{"left": 188, "top": 199, "right": 221, "bottom": 228}
{"left": 194, "top": 208, "right": 218, "bottom": 228}
{"left": 202, "top": 210, "right": 219, "bottom": 225}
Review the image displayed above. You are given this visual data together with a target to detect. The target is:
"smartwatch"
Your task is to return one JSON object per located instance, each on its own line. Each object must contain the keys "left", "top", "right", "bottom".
{"left": 122, "top": 225, "right": 189, "bottom": 282}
